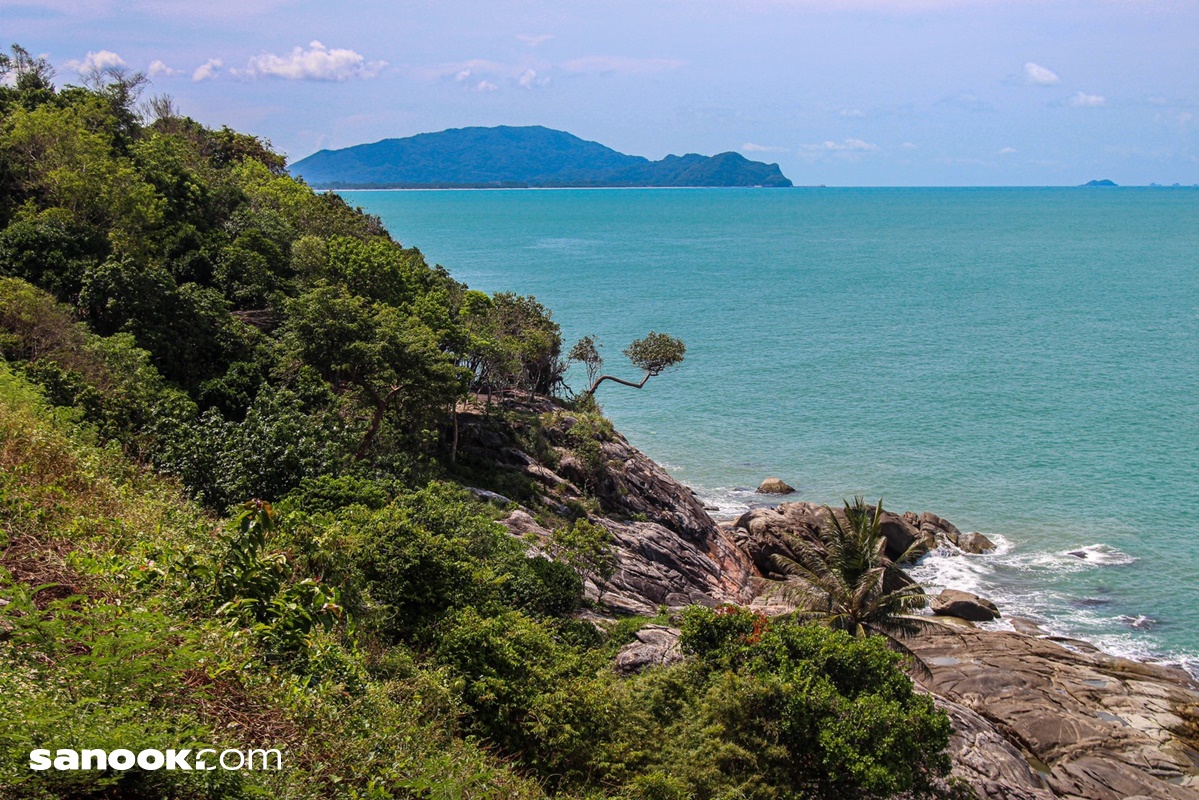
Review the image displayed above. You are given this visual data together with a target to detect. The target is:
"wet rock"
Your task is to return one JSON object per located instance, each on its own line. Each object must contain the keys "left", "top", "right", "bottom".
{"left": 932, "top": 589, "right": 1001, "bottom": 621}
{"left": 1010, "top": 617, "right": 1047, "bottom": 636}
{"left": 958, "top": 531, "right": 997, "bottom": 554}
{"left": 755, "top": 477, "right": 796, "bottom": 494}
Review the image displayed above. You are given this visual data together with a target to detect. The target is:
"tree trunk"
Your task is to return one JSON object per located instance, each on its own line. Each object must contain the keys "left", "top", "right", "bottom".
{"left": 586, "top": 371, "right": 651, "bottom": 396}
{"left": 355, "top": 385, "right": 403, "bottom": 460}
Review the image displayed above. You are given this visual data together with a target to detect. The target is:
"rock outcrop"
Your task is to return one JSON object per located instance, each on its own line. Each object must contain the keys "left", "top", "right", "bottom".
{"left": 912, "top": 624, "right": 1199, "bottom": 800}
{"left": 731, "top": 501, "right": 940, "bottom": 571}
{"left": 933, "top": 589, "right": 1002, "bottom": 622}
{"left": 959, "top": 531, "right": 998, "bottom": 554}
{"left": 614, "top": 625, "right": 683, "bottom": 675}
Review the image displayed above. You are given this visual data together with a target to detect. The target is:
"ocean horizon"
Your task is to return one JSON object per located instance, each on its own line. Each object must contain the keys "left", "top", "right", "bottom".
{"left": 342, "top": 186, "right": 1199, "bottom": 673}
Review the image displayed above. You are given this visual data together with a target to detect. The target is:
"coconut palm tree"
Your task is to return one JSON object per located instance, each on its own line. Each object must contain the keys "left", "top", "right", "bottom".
{"left": 772, "top": 496, "right": 937, "bottom": 674}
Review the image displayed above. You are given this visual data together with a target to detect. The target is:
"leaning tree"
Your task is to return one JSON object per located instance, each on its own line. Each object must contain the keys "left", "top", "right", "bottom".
{"left": 571, "top": 331, "right": 685, "bottom": 397}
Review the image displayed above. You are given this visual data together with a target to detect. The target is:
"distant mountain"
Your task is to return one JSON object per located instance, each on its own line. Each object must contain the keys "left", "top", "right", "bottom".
{"left": 1082, "top": 179, "right": 1118, "bottom": 187}
{"left": 290, "top": 126, "right": 793, "bottom": 188}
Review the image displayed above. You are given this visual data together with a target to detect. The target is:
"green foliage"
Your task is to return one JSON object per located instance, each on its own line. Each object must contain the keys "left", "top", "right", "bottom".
{"left": 568, "top": 334, "right": 603, "bottom": 387}
{"left": 652, "top": 607, "right": 955, "bottom": 799}
{"left": 773, "top": 497, "right": 936, "bottom": 671}
{"left": 551, "top": 518, "right": 618, "bottom": 588}
{"left": 623, "top": 331, "right": 685, "bottom": 377}
{"left": 461, "top": 291, "right": 565, "bottom": 396}
{"left": 0, "top": 50, "right": 959, "bottom": 800}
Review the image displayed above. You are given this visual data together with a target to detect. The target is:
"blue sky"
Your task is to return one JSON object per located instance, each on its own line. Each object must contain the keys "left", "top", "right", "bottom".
{"left": 5, "top": 0, "right": 1197, "bottom": 185}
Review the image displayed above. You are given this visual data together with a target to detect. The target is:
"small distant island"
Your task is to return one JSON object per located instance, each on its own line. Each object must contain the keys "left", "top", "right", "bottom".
{"left": 290, "top": 125, "right": 793, "bottom": 189}
{"left": 1081, "top": 178, "right": 1118, "bottom": 186}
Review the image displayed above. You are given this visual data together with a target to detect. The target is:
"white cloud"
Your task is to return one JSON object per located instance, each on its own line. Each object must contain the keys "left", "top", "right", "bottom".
{"left": 192, "top": 58, "right": 223, "bottom": 82}
{"left": 518, "top": 68, "right": 549, "bottom": 88}
{"left": 999, "top": 147, "right": 1017, "bottom": 155}
{"left": 742, "top": 143, "right": 788, "bottom": 153}
{"left": 901, "top": 141, "right": 918, "bottom": 150}
{"left": 233, "top": 41, "right": 385, "bottom": 81}
{"left": 801, "top": 138, "right": 878, "bottom": 152}
{"left": 475, "top": 80, "right": 499, "bottom": 92}
{"left": 517, "top": 34, "right": 554, "bottom": 47}
{"left": 1023, "top": 62, "right": 1060, "bottom": 86}
{"left": 561, "top": 56, "right": 687, "bottom": 76}
{"left": 64, "top": 49, "right": 126, "bottom": 75}
{"left": 1069, "top": 91, "right": 1106, "bottom": 108}
{"left": 148, "top": 60, "right": 180, "bottom": 77}
{"left": 797, "top": 138, "right": 879, "bottom": 161}
{"left": 839, "top": 108, "right": 865, "bottom": 118}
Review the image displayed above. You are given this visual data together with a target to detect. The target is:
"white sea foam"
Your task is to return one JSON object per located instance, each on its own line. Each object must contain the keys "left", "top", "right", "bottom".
{"left": 1062, "top": 543, "right": 1139, "bottom": 566}
{"left": 695, "top": 486, "right": 1193, "bottom": 676}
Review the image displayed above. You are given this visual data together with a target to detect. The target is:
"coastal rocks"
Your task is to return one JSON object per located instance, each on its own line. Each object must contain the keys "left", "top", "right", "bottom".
{"left": 731, "top": 501, "right": 935, "bottom": 568}
{"left": 755, "top": 477, "right": 795, "bottom": 494}
{"left": 598, "top": 518, "right": 755, "bottom": 616}
{"left": 958, "top": 532, "right": 998, "bottom": 554}
{"left": 936, "top": 695, "right": 1057, "bottom": 800}
{"left": 614, "top": 625, "right": 683, "bottom": 675}
{"left": 546, "top": 426, "right": 720, "bottom": 544}
{"left": 912, "top": 625, "right": 1199, "bottom": 800}
{"left": 933, "top": 589, "right": 1002, "bottom": 622}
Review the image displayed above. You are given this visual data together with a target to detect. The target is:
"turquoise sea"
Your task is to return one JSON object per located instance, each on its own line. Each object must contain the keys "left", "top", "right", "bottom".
{"left": 341, "top": 187, "right": 1199, "bottom": 672}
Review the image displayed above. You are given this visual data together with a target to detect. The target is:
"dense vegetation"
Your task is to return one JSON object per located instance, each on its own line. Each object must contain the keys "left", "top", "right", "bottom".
{"left": 0, "top": 49, "right": 957, "bottom": 799}
{"left": 290, "top": 125, "right": 794, "bottom": 188}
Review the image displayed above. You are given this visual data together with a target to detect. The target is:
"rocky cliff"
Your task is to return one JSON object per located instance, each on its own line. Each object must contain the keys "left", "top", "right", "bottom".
{"left": 458, "top": 393, "right": 1199, "bottom": 800}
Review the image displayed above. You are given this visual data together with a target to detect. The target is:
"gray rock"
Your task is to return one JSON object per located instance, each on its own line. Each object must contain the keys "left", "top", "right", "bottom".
{"left": 932, "top": 589, "right": 1001, "bottom": 621}
{"left": 912, "top": 625, "right": 1199, "bottom": 800}
{"left": 614, "top": 625, "right": 683, "bottom": 675}
{"left": 599, "top": 518, "right": 754, "bottom": 615}
{"left": 466, "top": 486, "right": 513, "bottom": 505}
{"left": 755, "top": 477, "right": 796, "bottom": 494}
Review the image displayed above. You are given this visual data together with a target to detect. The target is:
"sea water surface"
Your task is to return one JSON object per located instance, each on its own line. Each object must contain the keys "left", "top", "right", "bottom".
{"left": 341, "top": 187, "right": 1199, "bottom": 671}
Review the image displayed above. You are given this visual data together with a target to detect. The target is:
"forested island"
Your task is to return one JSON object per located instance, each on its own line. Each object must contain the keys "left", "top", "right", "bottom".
{"left": 289, "top": 125, "right": 794, "bottom": 188}
{"left": 2, "top": 47, "right": 1198, "bottom": 800}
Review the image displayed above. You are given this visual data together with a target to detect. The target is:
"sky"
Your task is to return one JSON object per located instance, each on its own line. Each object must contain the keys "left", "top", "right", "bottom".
{"left": 4, "top": 0, "right": 1197, "bottom": 186}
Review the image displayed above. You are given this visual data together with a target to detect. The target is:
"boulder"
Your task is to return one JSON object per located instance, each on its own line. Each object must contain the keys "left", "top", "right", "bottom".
{"left": 755, "top": 477, "right": 796, "bottom": 494}
{"left": 932, "top": 589, "right": 1001, "bottom": 621}
{"left": 731, "top": 502, "right": 824, "bottom": 578}
{"left": 919, "top": 511, "right": 964, "bottom": 547}
{"left": 614, "top": 625, "right": 683, "bottom": 675}
{"left": 957, "top": 532, "right": 997, "bottom": 554}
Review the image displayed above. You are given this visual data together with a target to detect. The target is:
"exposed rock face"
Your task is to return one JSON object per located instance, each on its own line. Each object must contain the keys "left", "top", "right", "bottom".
{"left": 732, "top": 501, "right": 937, "bottom": 570}
{"left": 755, "top": 477, "right": 795, "bottom": 494}
{"left": 912, "top": 624, "right": 1199, "bottom": 800}
{"left": 597, "top": 518, "right": 754, "bottom": 615}
{"left": 933, "top": 589, "right": 1002, "bottom": 622}
{"left": 614, "top": 625, "right": 683, "bottom": 675}
{"left": 959, "top": 531, "right": 998, "bottom": 554}
{"left": 497, "top": 511, "right": 753, "bottom": 617}
{"left": 936, "top": 694, "right": 1057, "bottom": 800}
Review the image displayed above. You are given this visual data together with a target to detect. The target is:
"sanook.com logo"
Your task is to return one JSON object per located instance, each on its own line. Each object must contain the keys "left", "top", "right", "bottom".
{"left": 29, "top": 748, "right": 283, "bottom": 772}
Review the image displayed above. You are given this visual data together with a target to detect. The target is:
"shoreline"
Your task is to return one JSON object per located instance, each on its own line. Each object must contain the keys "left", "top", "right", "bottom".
{"left": 699, "top": 489, "right": 1199, "bottom": 681}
